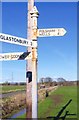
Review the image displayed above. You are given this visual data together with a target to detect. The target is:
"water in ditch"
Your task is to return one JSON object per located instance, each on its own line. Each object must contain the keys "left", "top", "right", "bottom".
{"left": 10, "top": 108, "right": 26, "bottom": 118}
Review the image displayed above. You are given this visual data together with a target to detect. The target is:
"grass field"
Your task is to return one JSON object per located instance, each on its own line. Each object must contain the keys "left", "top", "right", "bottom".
{"left": 16, "top": 86, "right": 77, "bottom": 119}
{"left": 38, "top": 86, "right": 77, "bottom": 119}
{"left": 1, "top": 85, "right": 26, "bottom": 93}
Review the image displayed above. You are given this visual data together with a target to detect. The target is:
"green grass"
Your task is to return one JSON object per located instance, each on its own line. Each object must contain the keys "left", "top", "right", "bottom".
{"left": 38, "top": 86, "right": 77, "bottom": 118}
{"left": 1, "top": 85, "right": 26, "bottom": 93}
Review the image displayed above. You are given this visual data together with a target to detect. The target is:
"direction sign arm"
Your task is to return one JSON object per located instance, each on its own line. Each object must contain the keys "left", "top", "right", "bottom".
{"left": 0, "top": 52, "right": 32, "bottom": 61}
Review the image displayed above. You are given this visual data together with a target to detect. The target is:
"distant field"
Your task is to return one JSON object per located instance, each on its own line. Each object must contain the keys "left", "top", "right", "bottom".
{"left": 38, "top": 86, "right": 77, "bottom": 119}
{"left": 1, "top": 85, "right": 26, "bottom": 93}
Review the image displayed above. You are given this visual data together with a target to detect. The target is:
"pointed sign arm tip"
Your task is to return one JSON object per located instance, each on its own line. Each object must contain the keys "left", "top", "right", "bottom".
{"left": 63, "top": 28, "right": 67, "bottom": 35}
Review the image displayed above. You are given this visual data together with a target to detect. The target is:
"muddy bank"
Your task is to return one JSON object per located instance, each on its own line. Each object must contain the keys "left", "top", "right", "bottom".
{"left": 1, "top": 92, "right": 26, "bottom": 119}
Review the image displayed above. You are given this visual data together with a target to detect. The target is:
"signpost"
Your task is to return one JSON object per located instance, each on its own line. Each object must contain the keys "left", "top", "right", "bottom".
{"left": 0, "top": 0, "right": 67, "bottom": 118}
{"left": 0, "top": 52, "right": 32, "bottom": 61}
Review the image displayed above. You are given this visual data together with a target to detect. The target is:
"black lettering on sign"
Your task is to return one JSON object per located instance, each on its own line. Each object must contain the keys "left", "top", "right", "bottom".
{"left": 4, "top": 55, "right": 9, "bottom": 59}
{"left": 13, "top": 38, "right": 17, "bottom": 42}
{"left": 39, "top": 30, "right": 52, "bottom": 36}
{"left": 11, "top": 37, "right": 15, "bottom": 42}
{"left": 16, "top": 39, "right": 21, "bottom": 43}
{"left": 45, "top": 30, "right": 50, "bottom": 36}
{"left": 8, "top": 37, "right": 12, "bottom": 41}
{"left": 11, "top": 55, "right": 19, "bottom": 59}
{"left": 4, "top": 36, "right": 8, "bottom": 40}
{"left": 0, "top": 35, "right": 4, "bottom": 39}
{"left": 23, "top": 40, "right": 27, "bottom": 44}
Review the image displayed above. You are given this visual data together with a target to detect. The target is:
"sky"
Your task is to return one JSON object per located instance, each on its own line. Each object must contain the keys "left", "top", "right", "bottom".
{"left": 0, "top": 2, "right": 77, "bottom": 83}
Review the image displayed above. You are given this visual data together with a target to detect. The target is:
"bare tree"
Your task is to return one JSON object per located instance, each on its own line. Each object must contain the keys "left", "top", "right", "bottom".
{"left": 39, "top": 77, "right": 45, "bottom": 84}
{"left": 57, "top": 77, "right": 66, "bottom": 86}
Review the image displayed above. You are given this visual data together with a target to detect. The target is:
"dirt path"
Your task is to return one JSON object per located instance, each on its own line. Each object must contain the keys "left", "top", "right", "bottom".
{"left": 43, "top": 88, "right": 63, "bottom": 117}
{"left": 50, "top": 94, "right": 63, "bottom": 106}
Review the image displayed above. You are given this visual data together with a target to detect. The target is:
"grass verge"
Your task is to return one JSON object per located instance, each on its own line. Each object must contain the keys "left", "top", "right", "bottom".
{"left": 38, "top": 86, "right": 77, "bottom": 118}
